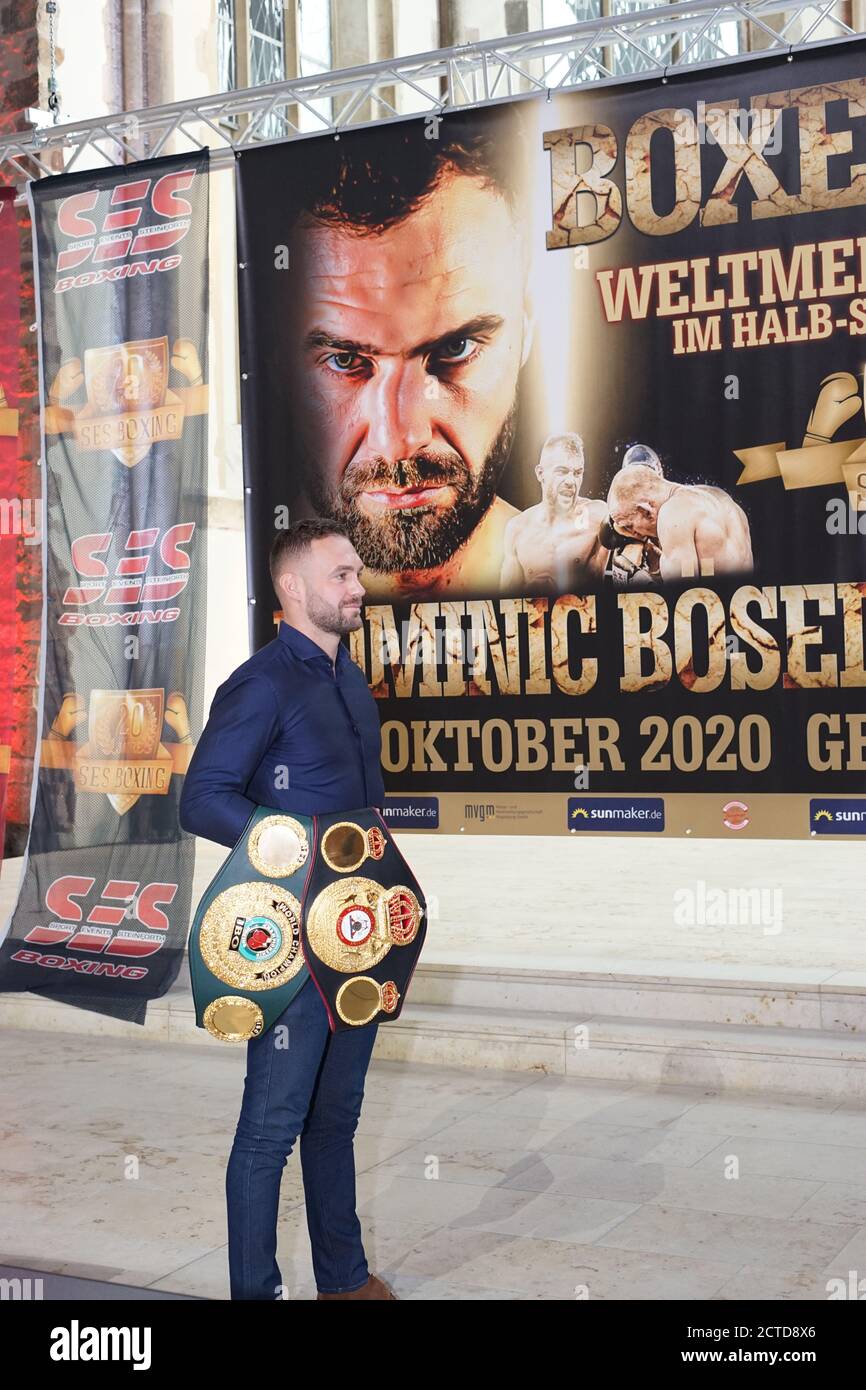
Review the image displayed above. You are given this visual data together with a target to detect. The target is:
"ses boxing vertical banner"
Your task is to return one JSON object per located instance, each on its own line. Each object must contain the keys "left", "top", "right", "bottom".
{"left": 237, "top": 42, "right": 866, "bottom": 838}
{"left": 0, "top": 153, "right": 209, "bottom": 1022}
{"left": 0, "top": 187, "right": 21, "bottom": 864}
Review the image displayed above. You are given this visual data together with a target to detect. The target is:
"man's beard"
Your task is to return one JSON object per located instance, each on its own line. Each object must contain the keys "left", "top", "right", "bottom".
{"left": 305, "top": 591, "right": 360, "bottom": 637}
{"left": 303, "top": 406, "right": 516, "bottom": 573}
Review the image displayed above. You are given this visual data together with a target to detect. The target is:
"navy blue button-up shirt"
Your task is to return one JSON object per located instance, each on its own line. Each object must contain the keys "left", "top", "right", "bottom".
{"left": 179, "top": 620, "right": 385, "bottom": 848}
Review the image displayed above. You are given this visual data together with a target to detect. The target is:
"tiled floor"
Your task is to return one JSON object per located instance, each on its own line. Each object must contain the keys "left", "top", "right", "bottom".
{"left": 1, "top": 1025, "right": 865, "bottom": 1300}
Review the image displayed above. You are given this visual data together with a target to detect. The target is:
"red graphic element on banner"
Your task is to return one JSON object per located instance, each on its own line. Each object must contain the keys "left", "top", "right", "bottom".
{"left": 0, "top": 186, "right": 21, "bottom": 869}
{"left": 55, "top": 169, "right": 195, "bottom": 278}
{"left": 20, "top": 874, "right": 179, "bottom": 960}
{"left": 722, "top": 800, "right": 750, "bottom": 831}
{"left": 61, "top": 521, "right": 195, "bottom": 618}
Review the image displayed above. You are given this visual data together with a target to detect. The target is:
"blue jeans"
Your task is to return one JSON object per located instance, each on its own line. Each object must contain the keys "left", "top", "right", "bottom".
{"left": 225, "top": 975, "right": 380, "bottom": 1299}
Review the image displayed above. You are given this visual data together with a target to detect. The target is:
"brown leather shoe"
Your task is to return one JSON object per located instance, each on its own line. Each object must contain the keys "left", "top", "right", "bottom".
{"left": 317, "top": 1274, "right": 398, "bottom": 1300}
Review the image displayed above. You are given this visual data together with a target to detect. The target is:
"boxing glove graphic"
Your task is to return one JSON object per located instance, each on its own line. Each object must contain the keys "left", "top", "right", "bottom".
{"left": 48, "top": 358, "right": 84, "bottom": 406}
{"left": 47, "top": 691, "right": 86, "bottom": 740}
{"left": 170, "top": 339, "right": 204, "bottom": 385}
{"left": 165, "top": 690, "right": 193, "bottom": 744}
{"left": 804, "top": 372, "right": 860, "bottom": 446}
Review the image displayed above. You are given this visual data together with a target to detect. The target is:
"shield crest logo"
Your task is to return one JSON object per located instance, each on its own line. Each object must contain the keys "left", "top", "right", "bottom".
{"left": 89, "top": 687, "right": 164, "bottom": 816}
{"left": 83, "top": 337, "right": 170, "bottom": 467}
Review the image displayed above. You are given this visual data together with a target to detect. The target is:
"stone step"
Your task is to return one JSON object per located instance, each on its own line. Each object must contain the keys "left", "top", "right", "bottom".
{"left": 1, "top": 960, "right": 863, "bottom": 1101}
{"left": 374, "top": 1003, "right": 866, "bottom": 1101}
{"left": 2, "top": 959, "right": 863, "bottom": 1037}
{"left": 412, "top": 960, "right": 866, "bottom": 1033}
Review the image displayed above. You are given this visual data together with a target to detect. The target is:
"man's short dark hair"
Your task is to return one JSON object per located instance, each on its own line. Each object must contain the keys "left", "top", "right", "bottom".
{"left": 269, "top": 517, "right": 351, "bottom": 596}
{"left": 284, "top": 103, "right": 527, "bottom": 237}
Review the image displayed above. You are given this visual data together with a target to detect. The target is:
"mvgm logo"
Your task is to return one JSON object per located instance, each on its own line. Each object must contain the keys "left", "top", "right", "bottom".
{"left": 568, "top": 797, "right": 665, "bottom": 831}
{"left": 810, "top": 799, "right": 866, "bottom": 834}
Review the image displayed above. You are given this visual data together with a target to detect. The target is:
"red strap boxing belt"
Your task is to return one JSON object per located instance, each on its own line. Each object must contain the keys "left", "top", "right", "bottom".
{"left": 300, "top": 806, "right": 427, "bottom": 1031}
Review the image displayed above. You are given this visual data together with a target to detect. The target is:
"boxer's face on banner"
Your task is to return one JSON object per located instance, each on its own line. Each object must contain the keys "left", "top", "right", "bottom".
{"left": 608, "top": 465, "right": 672, "bottom": 539}
{"left": 614, "top": 506, "right": 656, "bottom": 539}
{"left": 288, "top": 172, "right": 529, "bottom": 573}
{"left": 537, "top": 449, "right": 585, "bottom": 509}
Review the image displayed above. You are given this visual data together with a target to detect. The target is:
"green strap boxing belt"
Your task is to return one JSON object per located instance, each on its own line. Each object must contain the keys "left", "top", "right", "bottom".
{"left": 188, "top": 805, "right": 428, "bottom": 1042}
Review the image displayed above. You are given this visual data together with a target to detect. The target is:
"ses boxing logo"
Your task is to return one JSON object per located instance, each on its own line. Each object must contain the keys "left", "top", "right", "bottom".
{"left": 10, "top": 876, "right": 178, "bottom": 979}
{"left": 810, "top": 800, "right": 866, "bottom": 834}
{"left": 568, "top": 797, "right": 665, "bottom": 831}
{"left": 60, "top": 522, "right": 195, "bottom": 626}
{"left": 54, "top": 169, "right": 196, "bottom": 293}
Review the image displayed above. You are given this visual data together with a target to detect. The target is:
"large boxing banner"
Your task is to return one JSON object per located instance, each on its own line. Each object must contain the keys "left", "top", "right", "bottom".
{"left": 0, "top": 187, "right": 22, "bottom": 864}
{"left": 0, "top": 153, "right": 209, "bottom": 1020}
{"left": 237, "top": 41, "right": 866, "bottom": 839}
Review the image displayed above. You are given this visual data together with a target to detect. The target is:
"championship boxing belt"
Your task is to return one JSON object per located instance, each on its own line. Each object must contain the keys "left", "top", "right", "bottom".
{"left": 188, "top": 806, "right": 315, "bottom": 1043}
{"left": 188, "top": 805, "right": 428, "bottom": 1041}
{"left": 299, "top": 808, "right": 427, "bottom": 1033}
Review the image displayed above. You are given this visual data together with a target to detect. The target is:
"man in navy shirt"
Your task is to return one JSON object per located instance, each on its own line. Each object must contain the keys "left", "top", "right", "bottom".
{"left": 179, "top": 518, "right": 397, "bottom": 1301}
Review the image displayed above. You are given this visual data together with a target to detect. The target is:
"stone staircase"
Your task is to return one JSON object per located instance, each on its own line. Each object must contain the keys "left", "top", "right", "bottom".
{"left": 1, "top": 956, "right": 864, "bottom": 1102}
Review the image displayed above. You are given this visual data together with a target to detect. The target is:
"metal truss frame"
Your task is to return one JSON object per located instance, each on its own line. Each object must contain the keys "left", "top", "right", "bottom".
{"left": 0, "top": 0, "right": 860, "bottom": 187}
